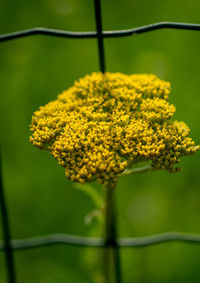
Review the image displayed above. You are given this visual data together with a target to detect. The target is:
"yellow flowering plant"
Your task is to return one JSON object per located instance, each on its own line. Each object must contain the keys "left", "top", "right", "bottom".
{"left": 30, "top": 72, "right": 199, "bottom": 187}
{"left": 30, "top": 72, "right": 199, "bottom": 283}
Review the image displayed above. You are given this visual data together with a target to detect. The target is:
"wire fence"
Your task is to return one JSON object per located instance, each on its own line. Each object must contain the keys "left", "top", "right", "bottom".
{"left": 0, "top": 0, "right": 200, "bottom": 282}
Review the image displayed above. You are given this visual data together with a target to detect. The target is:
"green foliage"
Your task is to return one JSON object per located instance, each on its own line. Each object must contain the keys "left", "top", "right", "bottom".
{"left": 74, "top": 183, "right": 103, "bottom": 225}
{"left": 74, "top": 183, "right": 103, "bottom": 210}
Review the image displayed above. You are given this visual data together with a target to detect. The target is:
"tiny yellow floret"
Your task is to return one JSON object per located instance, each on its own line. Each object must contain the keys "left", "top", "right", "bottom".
{"left": 30, "top": 72, "right": 199, "bottom": 186}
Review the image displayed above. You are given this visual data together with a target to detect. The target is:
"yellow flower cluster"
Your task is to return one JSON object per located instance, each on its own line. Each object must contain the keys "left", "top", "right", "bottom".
{"left": 30, "top": 72, "right": 199, "bottom": 187}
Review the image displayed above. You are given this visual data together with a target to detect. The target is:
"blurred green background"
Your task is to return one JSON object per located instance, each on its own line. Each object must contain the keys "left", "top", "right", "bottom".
{"left": 0, "top": 0, "right": 200, "bottom": 282}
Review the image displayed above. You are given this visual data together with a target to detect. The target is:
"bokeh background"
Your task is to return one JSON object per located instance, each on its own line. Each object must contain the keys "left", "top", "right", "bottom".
{"left": 0, "top": 0, "right": 200, "bottom": 282}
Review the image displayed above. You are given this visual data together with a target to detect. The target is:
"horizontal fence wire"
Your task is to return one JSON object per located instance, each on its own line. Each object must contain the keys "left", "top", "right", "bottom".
{"left": 1, "top": 22, "right": 200, "bottom": 42}
{"left": 1, "top": 232, "right": 200, "bottom": 250}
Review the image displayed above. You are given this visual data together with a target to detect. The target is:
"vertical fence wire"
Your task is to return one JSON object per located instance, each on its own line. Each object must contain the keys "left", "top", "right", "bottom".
{"left": 94, "top": 1, "right": 122, "bottom": 282}
{"left": 94, "top": 0, "right": 106, "bottom": 73}
{"left": 0, "top": 149, "right": 16, "bottom": 283}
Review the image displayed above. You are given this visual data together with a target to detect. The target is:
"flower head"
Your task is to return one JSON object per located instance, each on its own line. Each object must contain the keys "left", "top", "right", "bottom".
{"left": 30, "top": 72, "right": 199, "bottom": 187}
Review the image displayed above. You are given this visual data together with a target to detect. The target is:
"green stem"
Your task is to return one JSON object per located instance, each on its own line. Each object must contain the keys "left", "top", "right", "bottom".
{"left": 121, "top": 164, "right": 154, "bottom": 176}
{"left": 103, "top": 184, "right": 122, "bottom": 283}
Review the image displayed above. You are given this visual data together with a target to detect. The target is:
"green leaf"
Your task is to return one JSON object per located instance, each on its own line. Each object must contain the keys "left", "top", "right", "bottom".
{"left": 74, "top": 183, "right": 103, "bottom": 210}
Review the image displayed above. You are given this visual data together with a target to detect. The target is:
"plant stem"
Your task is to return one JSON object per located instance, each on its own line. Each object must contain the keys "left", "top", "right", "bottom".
{"left": 103, "top": 184, "right": 122, "bottom": 283}
{"left": 121, "top": 164, "right": 154, "bottom": 176}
